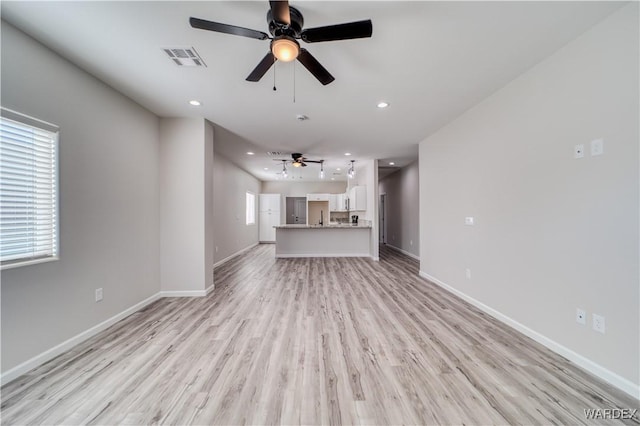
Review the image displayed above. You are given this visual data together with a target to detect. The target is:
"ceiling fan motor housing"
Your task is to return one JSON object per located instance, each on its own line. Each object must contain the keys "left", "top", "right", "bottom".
{"left": 267, "top": 6, "right": 304, "bottom": 37}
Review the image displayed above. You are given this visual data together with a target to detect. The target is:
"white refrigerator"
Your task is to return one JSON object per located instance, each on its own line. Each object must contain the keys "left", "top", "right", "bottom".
{"left": 259, "top": 194, "right": 282, "bottom": 243}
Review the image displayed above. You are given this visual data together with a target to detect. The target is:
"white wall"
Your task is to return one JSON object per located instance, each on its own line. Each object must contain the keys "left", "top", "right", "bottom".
{"left": 213, "top": 152, "right": 261, "bottom": 264}
{"left": 379, "top": 161, "right": 420, "bottom": 258}
{"left": 1, "top": 22, "right": 161, "bottom": 372}
{"left": 261, "top": 181, "right": 347, "bottom": 197}
{"left": 419, "top": 4, "right": 638, "bottom": 395}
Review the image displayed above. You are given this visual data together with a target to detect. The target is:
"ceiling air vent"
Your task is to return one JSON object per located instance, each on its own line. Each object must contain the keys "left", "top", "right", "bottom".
{"left": 162, "top": 47, "right": 207, "bottom": 67}
{"left": 266, "top": 151, "right": 283, "bottom": 156}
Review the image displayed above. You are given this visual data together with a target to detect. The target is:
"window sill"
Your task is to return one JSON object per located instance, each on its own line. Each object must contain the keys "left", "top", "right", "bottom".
{"left": 1, "top": 256, "right": 59, "bottom": 271}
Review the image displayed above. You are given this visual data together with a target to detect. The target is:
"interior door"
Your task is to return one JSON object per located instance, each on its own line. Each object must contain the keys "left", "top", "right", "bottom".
{"left": 294, "top": 199, "right": 307, "bottom": 224}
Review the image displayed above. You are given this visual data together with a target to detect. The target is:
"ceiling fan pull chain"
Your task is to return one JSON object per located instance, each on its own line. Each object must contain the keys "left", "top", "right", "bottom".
{"left": 293, "top": 60, "right": 296, "bottom": 103}
{"left": 273, "top": 61, "right": 277, "bottom": 91}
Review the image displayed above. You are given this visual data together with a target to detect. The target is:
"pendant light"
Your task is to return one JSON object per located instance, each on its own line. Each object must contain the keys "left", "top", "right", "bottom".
{"left": 348, "top": 160, "right": 356, "bottom": 179}
{"left": 281, "top": 160, "right": 288, "bottom": 178}
{"left": 319, "top": 161, "right": 325, "bottom": 179}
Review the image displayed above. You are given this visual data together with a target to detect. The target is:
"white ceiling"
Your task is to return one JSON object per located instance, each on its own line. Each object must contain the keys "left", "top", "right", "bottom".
{"left": 1, "top": 1, "right": 623, "bottom": 181}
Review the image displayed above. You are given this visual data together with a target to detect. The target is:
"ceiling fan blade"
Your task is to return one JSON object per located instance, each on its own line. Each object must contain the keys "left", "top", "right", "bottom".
{"left": 269, "top": 1, "right": 291, "bottom": 26}
{"left": 301, "top": 19, "right": 372, "bottom": 43}
{"left": 190, "top": 17, "right": 269, "bottom": 40}
{"left": 303, "top": 160, "right": 323, "bottom": 163}
{"left": 297, "top": 49, "right": 335, "bottom": 85}
{"left": 246, "top": 52, "right": 276, "bottom": 82}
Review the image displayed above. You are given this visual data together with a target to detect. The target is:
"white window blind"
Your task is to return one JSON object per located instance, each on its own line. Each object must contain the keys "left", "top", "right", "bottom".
{"left": 246, "top": 192, "right": 255, "bottom": 225}
{"left": 0, "top": 108, "right": 59, "bottom": 269}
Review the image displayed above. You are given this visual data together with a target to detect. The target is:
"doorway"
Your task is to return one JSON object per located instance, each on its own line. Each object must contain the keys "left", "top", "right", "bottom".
{"left": 286, "top": 197, "right": 307, "bottom": 224}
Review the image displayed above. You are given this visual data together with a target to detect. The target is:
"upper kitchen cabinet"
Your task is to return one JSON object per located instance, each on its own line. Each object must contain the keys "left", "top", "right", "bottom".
{"left": 330, "top": 193, "right": 348, "bottom": 212}
{"left": 349, "top": 186, "right": 367, "bottom": 211}
{"left": 307, "top": 193, "right": 329, "bottom": 202}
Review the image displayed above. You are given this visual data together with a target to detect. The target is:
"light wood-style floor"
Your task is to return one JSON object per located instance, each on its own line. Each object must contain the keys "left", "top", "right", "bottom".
{"left": 2, "top": 245, "right": 638, "bottom": 425}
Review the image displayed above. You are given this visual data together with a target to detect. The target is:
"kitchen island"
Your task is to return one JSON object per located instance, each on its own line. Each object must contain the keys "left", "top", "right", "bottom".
{"left": 274, "top": 223, "right": 372, "bottom": 258}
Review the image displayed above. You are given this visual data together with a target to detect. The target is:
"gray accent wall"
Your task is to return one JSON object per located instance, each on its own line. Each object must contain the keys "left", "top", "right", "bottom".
{"left": 419, "top": 5, "right": 638, "bottom": 388}
{"left": 1, "top": 22, "right": 161, "bottom": 371}
{"left": 379, "top": 161, "right": 419, "bottom": 258}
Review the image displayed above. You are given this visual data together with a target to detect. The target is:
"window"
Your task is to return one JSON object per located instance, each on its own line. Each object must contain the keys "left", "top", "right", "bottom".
{"left": 246, "top": 191, "right": 255, "bottom": 225}
{"left": 1, "top": 108, "right": 59, "bottom": 269}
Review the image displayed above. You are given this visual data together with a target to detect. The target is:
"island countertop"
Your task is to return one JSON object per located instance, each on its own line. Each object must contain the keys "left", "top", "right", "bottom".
{"left": 274, "top": 223, "right": 372, "bottom": 229}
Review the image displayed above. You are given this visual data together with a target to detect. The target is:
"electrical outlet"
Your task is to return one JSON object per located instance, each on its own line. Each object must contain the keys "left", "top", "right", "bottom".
{"left": 95, "top": 288, "right": 103, "bottom": 302}
{"left": 576, "top": 308, "right": 586, "bottom": 325}
{"left": 465, "top": 217, "right": 474, "bottom": 226}
{"left": 574, "top": 144, "right": 585, "bottom": 159}
{"left": 592, "top": 314, "right": 605, "bottom": 333}
{"left": 465, "top": 268, "right": 471, "bottom": 280}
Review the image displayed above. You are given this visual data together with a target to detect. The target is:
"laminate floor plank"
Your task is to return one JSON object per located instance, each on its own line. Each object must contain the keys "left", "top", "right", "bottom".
{"left": 2, "top": 244, "right": 638, "bottom": 425}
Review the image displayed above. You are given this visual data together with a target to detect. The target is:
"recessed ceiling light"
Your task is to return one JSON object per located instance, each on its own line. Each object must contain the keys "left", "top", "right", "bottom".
{"left": 344, "top": 152, "right": 352, "bottom": 156}
{"left": 331, "top": 178, "right": 335, "bottom": 180}
{"left": 189, "top": 100, "right": 201, "bottom": 106}
{"left": 336, "top": 168, "right": 341, "bottom": 171}
{"left": 377, "top": 101, "right": 389, "bottom": 108}
{"left": 264, "top": 167, "right": 269, "bottom": 170}
{"left": 389, "top": 162, "right": 395, "bottom": 165}
{"left": 247, "top": 151, "right": 254, "bottom": 155}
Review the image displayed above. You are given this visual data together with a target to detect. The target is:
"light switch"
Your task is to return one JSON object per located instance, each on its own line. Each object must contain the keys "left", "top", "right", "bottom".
{"left": 465, "top": 217, "right": 474, "bottom": 226}
{"left": 591, "top": 139, "right": 604, "bottom": 156}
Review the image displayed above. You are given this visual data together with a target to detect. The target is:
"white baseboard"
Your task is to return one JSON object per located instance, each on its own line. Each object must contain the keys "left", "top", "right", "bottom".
{"left": 214, "top": 242, "right": 259, "bottom": 268}
{"left": 371, "top": 256, "right": 380, "bottom": 261}
{"left": 418, "top": 270, "right": 640, "bottom": 400}
{"left": 385, "top": 244, "right": 420, "bottom": 261}
{"left": 0, "top": 292, "right": 161, "bottom": 386}
{"left": 276, "top": 253, "right": 370, "bottom": 258}
{"left": 158, "top": 290, "right": 207, "bottom": 297}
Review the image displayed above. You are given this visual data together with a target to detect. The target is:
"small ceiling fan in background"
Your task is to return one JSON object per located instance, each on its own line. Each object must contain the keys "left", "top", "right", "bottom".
{"left": 274, "top": 153, "right": 323, "bottom": 167}
{"left": 190, "top": 1, "right": 373, "bottom": 85}
{"left": 275, "top": 153, "right": 325, "bottom": 179}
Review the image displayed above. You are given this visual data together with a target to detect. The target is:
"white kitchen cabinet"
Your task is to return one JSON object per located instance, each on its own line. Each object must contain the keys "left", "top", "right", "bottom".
{"left": 259, "top": 193, "right": 281, "bottom": 212}
{"left": 259, "top": 193, "right": 282, "bottom": 242}
{"left": 338, "top": 193, "right": 348, "bottom": 211}
{"left": 329, "top": 193, "right": 348, "bottom": 212}
{"left": 307, "top": 193, "right": 329, "bottom": 202}
{"left": 349, "top": 186, "right": 367, "bottom": 211}
{"left": 329, "top": 194, "right": 338, "bottom": 212}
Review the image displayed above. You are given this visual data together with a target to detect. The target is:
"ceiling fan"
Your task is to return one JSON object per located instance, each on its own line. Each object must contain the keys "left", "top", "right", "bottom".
{"left": 275, "top": 153, "right": 323, "bottom": 167}
{"left": 189, "top": 1, "right": 373, "bottom": 85}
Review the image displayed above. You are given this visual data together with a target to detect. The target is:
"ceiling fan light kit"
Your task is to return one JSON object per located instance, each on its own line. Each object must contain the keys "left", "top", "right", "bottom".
{"left": 271, "top": 37, "right": 299, "bottom": 62}
{"left": 190, "top": 1, "right": 372, "bottom": 85}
